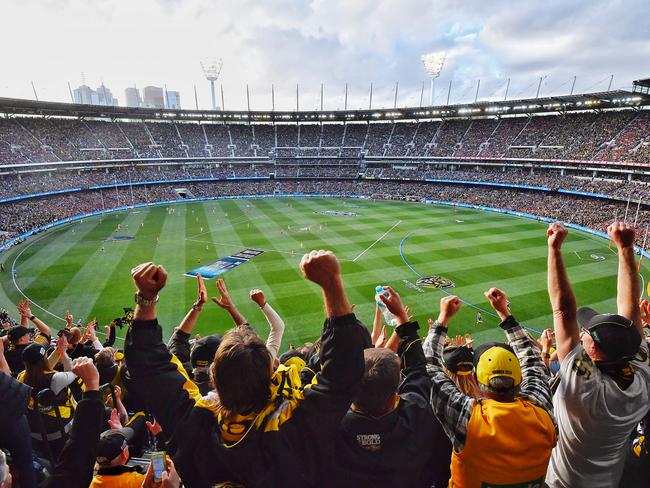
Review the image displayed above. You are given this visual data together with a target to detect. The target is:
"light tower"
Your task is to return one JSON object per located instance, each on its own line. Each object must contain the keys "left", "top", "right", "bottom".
{"left": 201, "top": 59, "right": 223, "bottom": 111}
{"left": 421, "top": 51, "right": 446, "bottom": 106}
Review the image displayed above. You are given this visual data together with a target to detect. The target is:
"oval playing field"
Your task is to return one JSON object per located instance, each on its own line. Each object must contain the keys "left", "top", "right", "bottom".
{"left": 0, "top": 197, "right": 636, "bottom": 346}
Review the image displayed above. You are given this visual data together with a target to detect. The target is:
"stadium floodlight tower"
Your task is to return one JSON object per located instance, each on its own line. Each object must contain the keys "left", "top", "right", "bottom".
{"left": 201, "top": 59, "right": 223, "bottom": 111}
{"left": 421, "top": 51, "right": 446, "bottom": 106}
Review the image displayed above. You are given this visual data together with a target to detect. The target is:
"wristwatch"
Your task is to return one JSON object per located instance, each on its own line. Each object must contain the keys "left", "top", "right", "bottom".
{"left": 134, "top": 292, "right": 159, "bottom": 307}
{"left": 191, "top": 302, "right": 203, "bottom": 312}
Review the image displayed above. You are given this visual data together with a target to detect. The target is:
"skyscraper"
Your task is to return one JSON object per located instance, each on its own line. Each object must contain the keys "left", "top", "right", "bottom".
{"left": 166, "top": 90, "right": 181, "bottom": 109}
{"left": 72, "top": 84, "right": 118, "bottom": 106}
{"left": 125, "top": 87, "right": 142, "bottom": 107}
{"left": 143, "top": 86, "right": 164, "bottom": 108}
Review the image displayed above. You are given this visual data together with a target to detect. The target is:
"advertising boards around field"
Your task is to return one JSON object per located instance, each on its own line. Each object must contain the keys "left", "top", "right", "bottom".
{"left": 185, "top": 249, "right": 264, "bottom": 278}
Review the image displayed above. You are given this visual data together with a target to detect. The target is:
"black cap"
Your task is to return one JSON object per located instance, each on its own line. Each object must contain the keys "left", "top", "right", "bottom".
{"left": 190, "top": 334, "right": 222, "bottom": 368}
{"left": 8, "top": 326, "right": 31, "bottom": 343}
{"left": 442, "top": 345, "right": 474, "bottom": 375}
{"left": 22, "top": 343, "right": 46, "bottom": 365}
{"left": 577, "top": 307, "right": 642, "bottom": 362}
{"left": 96, "top": 428, "right": 134, "bottom": 465}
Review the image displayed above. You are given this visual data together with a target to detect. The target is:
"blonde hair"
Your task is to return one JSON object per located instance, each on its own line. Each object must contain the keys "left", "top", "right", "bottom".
{"left": 446, "top": 369, "right": 481, "bottom": 399}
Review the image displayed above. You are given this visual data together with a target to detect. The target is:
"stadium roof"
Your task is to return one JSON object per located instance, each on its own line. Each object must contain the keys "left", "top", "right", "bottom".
{"left": 0, "top": 89, "right": 648, "bottom": 123}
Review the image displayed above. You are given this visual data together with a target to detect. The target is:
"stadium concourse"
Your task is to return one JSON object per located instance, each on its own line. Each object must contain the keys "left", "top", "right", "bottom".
{"left": 0, "top": 89, "right": 649, "bottom": 488}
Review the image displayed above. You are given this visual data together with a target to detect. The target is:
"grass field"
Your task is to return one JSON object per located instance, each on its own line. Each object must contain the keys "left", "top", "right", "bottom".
{"left": 0, "top": 197, "right": 640, "bottom": 349}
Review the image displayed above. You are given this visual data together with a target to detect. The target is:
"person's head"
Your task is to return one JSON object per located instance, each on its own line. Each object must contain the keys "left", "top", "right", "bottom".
{"left": 8, "top": 326, "right": 30, "bottom": 346}
{"left": 68, "top": 327, "right": 82, "bottom": 345}
{"left": 21, "top": 343, "right": 52, "bottom": 385}
{"left": 96, "top": 429, "right": 132, "bottom": 467}
{"left": 95, "top": 347, "right": 116, "bottom": 369}
{"left": 578, "top": 307, "right": 642, "bottom": 364}
{"left": 474, "top": 343, "right": 521, "bottom": 402}
{"left": 443, "top": 345, "right": 480, "bottom": 399}
{"left": 191, "top": 334, "right": 222, "bottom": 372}
{"left": 210, "top": 328, "right": 272, "bottom": 418}
{"left": 352, "top": 348, "right": 400, "bottom": 418}
{"left": 0, "top": 450, "right": 11, "bottom": 488}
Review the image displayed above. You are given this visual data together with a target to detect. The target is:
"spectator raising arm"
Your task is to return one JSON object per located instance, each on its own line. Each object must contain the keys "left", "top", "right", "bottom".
{"left": 17, "top": 299, "right": 52, "bottom": 338}
{"left": 211, "top": 279, "right": 247, "bottom": 326}
{"left": 250, "top": 288, "right": 285, "bottom": 361}
{"left": 609, "top": 222, "right": 643, "bottom": 333}
{"left": 167, "top": 273, "right": 207, "bottom": 366}
{"left": 546, "top": 222, "right": 579, "bottom": 362}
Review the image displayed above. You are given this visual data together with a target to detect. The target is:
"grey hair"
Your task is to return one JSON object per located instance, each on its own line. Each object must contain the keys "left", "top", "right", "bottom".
{"left": 479, "top": 376, "right": 517, "bottom": 397}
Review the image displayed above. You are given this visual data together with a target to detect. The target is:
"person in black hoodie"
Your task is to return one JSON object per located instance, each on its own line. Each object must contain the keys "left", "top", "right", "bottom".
{"left": 335, "top": 286, "right": 452, "bottom": 488}
{"left": 0, "top": 339, "right": 36, "bottom": 488}
{"left": 125, "top": 251, "right": 370, "bottom": 487}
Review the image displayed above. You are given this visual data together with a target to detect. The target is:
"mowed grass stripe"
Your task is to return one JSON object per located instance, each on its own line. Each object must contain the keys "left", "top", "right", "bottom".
{"left": 48, "top": 210, "right": 151, "bottom": 322}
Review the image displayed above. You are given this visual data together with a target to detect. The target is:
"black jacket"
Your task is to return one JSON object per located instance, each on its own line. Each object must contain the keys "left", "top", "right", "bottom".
{"left": 45, "top": 390, "right": 105, "bottom": 488}
{"left": 335, "top": 321, "right": 452, "bottom": 488}
{"left": 0, "top": 372, "right": 32, "bottom": 427}
{"left": 125, "top": 314, "right": 369, "bottom": 488}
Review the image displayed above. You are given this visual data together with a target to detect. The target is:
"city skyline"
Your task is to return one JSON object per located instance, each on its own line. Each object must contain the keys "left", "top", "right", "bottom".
{"left": 2, "top": 0, "right": 649, "bottom": 111}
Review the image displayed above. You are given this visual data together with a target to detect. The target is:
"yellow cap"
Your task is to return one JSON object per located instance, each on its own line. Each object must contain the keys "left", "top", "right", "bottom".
{"left": 475, "top": 346, "right": 522, "bottom": 387}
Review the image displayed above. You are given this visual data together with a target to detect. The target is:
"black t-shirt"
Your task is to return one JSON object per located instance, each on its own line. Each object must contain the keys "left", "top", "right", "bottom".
{"left": 5, "top": 343, "right": 28, "bottom": 376}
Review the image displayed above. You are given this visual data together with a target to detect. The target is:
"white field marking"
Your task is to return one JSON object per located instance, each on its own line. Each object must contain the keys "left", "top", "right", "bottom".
{"left": 574, "top": 251, "right": 583, "bottom": 260}
{"left": 352, "top": 220, "right": 402, "bottom": 262}
{"left": 186, "top": 238, "right": 299, "bottom": 256}
{"left": 10, "top": 222, "right": 128, "bottom": 341}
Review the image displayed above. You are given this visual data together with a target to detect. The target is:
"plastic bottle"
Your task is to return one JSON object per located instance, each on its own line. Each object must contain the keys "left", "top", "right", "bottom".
{"left": 375, "top": 285, "right": 398, "bottom": 326}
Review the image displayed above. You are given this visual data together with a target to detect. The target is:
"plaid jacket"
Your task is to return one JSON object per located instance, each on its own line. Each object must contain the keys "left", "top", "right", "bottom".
{"left": 423, "top": 315, "right": 556, "bottom": 451}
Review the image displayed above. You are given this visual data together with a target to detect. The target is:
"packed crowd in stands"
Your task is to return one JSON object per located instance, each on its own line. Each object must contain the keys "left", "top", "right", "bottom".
{"left": 1, "top": 109, "right": 649, "bottom": 165}
{"left": 1, "top": 219, "right": 649, "bottom": 487}
{"left": 4, "top": 176, "right": 650, "bottom": 250}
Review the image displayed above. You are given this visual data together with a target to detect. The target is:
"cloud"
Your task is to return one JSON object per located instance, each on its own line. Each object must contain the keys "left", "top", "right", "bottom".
{"left": 1, "top": 0, "right": 647, "bottom": 109}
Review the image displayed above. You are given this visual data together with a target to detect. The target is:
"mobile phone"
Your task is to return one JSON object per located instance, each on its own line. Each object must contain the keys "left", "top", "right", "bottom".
{"left": 151, "top": 451, "right": 167, "bottom": 482}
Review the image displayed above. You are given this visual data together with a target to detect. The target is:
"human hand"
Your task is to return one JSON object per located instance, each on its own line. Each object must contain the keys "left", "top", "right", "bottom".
{"left": 108, "top": 408, "right": 123, "bottom": 430}
{"left": 131, "top": 262, "right": 168, "bottom": 300}
{"left": 436, "top": 295, "right": 462, "bottom": 326}
{"left": 85, "top": 319, "right": 98, "bottom": 342}
{"left": 17, "top": 299, "right": 32, "bottom": 318}
{"left": 378, "top": 286, "right": 409, "bottom": 325}
{"left": 404, "top": 305, "right": 414, "bottom": 322}
{"left": 640, "top": 299, "right": 650, "bottom": 327}
{"left": 211, "top": 279, "right": 236, "bottom": 310}
{"left": 194, "top": 274, "right": 207, "bottom": 310}
{"left": 55, "top": 335, "right": 68, "bottom": 356}
{"left": 539, "top": 328, "right": 554, "bottom": 351}
{"left": 464, "top": 333, "right": 474, "bottom": 348}
{"left": 484, "top": 288, "right": 511, "bottom": 321}
{"left": 71, "top": 356, "right": 99, "bottom": 391}
{"left": 299, "top": 250, "right": 340, "bottom": 288}
{"left": 142, "top": 456, "right": 180, "bottom": 488}
{"left": 608, "top": 221, "right": 636, "bottom": 249}
{"left": 250, "top": 289, "right": 266, "bottom": 308}
{"left": 65, "top": 310, "right": 73, "bottom": 328}
{"left": 146, "top": 418, "right": 163, "bottom": 436}
{"left": 547, "top": 222, "right": 568, "bottom": 250}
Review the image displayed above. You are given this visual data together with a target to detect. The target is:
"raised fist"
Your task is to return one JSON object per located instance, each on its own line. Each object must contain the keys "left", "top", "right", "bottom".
{"left": 131, "top": 262, "right": 168, "bottom": 300}
{"left": 250, "top": 289, "right": 266, "bottom": 308}
{"left": 300, "top": 250, "right": 340, "bottom": 287}
{"left": 547, "top": 222, "right": 568, "bottom": 250}
{"left": 484, "top": 287, "right": 510, "bottom": 319}
{"left": 438, "top": 295, "right": 462, "bottom": 325}
{"left": 607, "top": 221, "right": 636, "bottom": 249}
{"left": 71, "top": 356, "right": 99, "bottom": 391}
{"left": 378, "top": 286, "right": 408, "bottom": 324}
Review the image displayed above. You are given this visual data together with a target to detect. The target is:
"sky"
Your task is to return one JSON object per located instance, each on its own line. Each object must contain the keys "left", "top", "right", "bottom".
{"left": 2, "top": 0, "right": 649, "bottom": 111}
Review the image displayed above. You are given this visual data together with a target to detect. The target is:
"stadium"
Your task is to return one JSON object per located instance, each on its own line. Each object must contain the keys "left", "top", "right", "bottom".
{"left": 1, "top": 1, "right": 649, "bottom": 487}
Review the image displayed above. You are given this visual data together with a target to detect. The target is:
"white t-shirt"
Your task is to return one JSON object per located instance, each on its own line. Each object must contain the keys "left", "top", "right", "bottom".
{"left": 546, "top": 341, "right": 650, "bottom": 488}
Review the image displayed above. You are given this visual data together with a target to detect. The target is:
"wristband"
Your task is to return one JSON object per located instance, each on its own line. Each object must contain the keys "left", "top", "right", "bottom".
{"left": 29, "top": 315, "right": 35, "bottom": 321}
{"left": 191, "top": 303, "right": 203, "bottom": 312}
{"left": 135, "top": 292, "right": 159, "bottom": 307}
